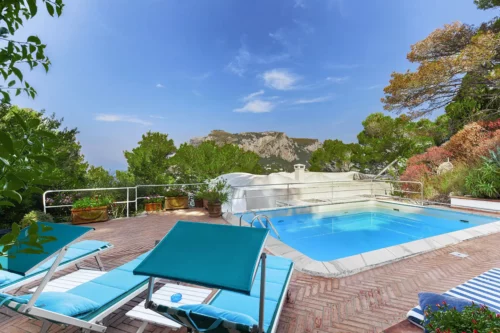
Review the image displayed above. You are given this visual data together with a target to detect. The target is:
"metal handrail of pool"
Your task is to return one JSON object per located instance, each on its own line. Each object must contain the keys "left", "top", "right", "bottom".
{"left": 250, "top": 215, "right": 281, "bottom": 239}
{"left": 238, "top": 210, "right": 281, "bottom": 239}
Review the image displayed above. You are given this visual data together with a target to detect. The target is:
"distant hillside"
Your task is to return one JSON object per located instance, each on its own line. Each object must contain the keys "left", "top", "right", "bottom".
{"left": 190, "top": 130, "right": 321, "bottom": 172}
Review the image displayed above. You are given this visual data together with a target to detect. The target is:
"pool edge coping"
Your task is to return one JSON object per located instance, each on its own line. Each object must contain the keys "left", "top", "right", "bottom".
{"left": 224, "top": 200, "right": 500, "bottom": 278}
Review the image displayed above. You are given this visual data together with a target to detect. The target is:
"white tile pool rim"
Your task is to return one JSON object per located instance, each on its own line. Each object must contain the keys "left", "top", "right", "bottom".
{"left": 224, "top": 199, "right": 500, "bottom": 278}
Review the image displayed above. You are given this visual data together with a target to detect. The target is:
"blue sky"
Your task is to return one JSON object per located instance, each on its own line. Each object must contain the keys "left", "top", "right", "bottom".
{"left": 11, "top": 0, "right": 497, "bottom": 171}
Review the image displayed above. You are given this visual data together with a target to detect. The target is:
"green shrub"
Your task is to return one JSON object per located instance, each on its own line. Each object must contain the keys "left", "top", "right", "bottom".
{"left": 20, "top": 210, "right": 54, "bottom": 229}
{"left": 425, "top": 302, "right": 500, "bottom": 333}
{"left": 465, "top": 149, "right": 500, "bottom": 199}
{"left": 72, "top": 196, "right": 114, "bottom": 209}
{"left": 163, "top": 187, "right": 187, "bottom": 197}
{"left": 423, "top": 164, "right": 470, "bottom": 201}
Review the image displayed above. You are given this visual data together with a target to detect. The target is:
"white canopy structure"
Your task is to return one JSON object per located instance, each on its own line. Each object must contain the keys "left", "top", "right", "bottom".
{"left": 220, "top": 165, "right": 392, "bottom": 213}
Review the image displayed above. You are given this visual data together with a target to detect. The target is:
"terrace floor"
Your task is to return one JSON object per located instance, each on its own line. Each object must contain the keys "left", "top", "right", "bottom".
{"left": 2, "top": 208, "right": 500, "bottom": 333}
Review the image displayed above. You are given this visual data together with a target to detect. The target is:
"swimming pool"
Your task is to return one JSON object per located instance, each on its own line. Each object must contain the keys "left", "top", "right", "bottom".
{"left": 236, "top": 201, "right": 500, "bottom": 272}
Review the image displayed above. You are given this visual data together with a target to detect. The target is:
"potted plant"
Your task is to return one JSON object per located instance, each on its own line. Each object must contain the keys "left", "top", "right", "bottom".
{"left": 205, "top": 179, "right": 230, "bottom": 218}
{"left": 195, "top": 183, "right": 208, "bottom": 208}
{"left": 144, "top": 195, "right": 163, "bottom": 212}
{"left": 71, "top": 196, "right": 113, "bottom": 225}
{"left": 164, "top": 187, "right": 189, "bottom": 210}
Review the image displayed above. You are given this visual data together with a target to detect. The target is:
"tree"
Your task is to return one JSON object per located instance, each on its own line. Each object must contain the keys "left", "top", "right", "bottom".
{"left": 0, "top": 105, "right": 57, "bottom": 262}
{"left": 124, "top": 132, "right": 176, "bottom": 184}
{"left": 309, "top": 140, "right": 362, "bottom": 172}
{"left": 1, "top": 0, "right": 64, "bottom": 103}
{"left": 171, "top": 141, "right": 262, "bottom": 182}
{"left": 382, "top": 20, "right": 500, "bottom": 118}
{"left": 85, "top": 166, "right": 114, "bottom": 188}
{"left": 474, "top": 0, "right": 500, "bottom": 10}
{"left": 357, "top": 113, "right": 437, "bottom": 172}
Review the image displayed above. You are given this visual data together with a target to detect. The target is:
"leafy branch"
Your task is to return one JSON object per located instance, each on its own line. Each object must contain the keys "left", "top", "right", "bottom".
{"left": 0, "top": 0, "right": 64, "bottom": 103}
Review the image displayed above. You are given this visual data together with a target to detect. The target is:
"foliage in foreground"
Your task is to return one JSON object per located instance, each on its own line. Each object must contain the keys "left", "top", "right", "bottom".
{"left": 1, "top": 0, "right": 64, "bottom": 103}
{"left": 425, "top": 302, "right": 500, "bottom": 333}
{"left": 20, "top": 210, "right": 53, "bottom": 229}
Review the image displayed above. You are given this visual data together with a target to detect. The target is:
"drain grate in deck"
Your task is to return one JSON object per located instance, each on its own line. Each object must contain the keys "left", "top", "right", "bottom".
{"left": 450, "top": 251, "right": 469, "bottom": 258}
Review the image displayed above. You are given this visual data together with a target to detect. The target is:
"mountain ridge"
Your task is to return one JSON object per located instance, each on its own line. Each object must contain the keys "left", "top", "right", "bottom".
{"left": 190, "top": 130, "right": 321, "bottom": 171}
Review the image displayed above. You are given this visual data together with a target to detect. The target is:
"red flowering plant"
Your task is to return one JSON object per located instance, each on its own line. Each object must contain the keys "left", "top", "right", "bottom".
{"left": 425, "top": 301, "right": 500, "bottom": 333}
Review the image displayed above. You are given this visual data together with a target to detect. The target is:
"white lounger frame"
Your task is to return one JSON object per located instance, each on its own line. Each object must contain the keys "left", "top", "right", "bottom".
{"left": 4, "top": 239, "right": 148, "bottom": 333}
{"left": 0, "top": 243, "right": 112, "bottom": 293}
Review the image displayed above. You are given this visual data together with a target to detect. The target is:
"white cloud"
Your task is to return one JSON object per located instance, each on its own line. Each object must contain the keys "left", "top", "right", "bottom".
{"left": 324, "top": 63, "right": 359, "bottom": 70}
{"left": 366, "top": 84, "right": 383, "bottom": 90}
{"left": 293, "top": 95, "right": 333, "bottom": 104}
{"left": 234, "top": 100, "right": 275, "bottom": 113}
{"left": 192, "top": 72, "right": 212, "bottom": 81}
{"left": 326, "top": 76, "right": 349, "bottom": 83}
{"left": 226, "top": 44, "right": 252, "bottom": 77}
{"left": 226, "top": 42, "right": 289, "bottom": 77}
{"left": 149, "top": 115, "right": 166, "bottom": 119}
{"left": 243, "top": 90, "right": 265, "bottom": 102}
{"left": 294, "top": 0, "right": 306, "bottom": 8}
{"left": 95, "top": 114, "right": 152, "bottom": 126}
{"left": 261, "top": 69, "right": 300, "bottom": 90}
{"left": 156, "top": 83, "right": 165, "bottom": 88}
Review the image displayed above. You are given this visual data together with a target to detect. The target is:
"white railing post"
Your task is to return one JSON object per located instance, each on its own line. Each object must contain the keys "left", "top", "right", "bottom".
{"left": 43, "top": 191, "right": 47, "bottom": 213}
{"left": 135, "top": 186, "right": 138, "bottom": 212}
{"left": 126, "top": 187, "right": 130, "bottom": 218}
{"left": 286, "top": 184, "right": 290, "bottom": 203}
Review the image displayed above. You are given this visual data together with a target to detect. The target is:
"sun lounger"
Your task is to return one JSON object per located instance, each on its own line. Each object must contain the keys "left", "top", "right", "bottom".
{"left": 156, "top": 255, "right": 294, "bottom": 333}
{"left": 407, "top": 268, "right": 500, "bottom": 329}
{"left": 133, "top": 221, "right": 294, "bottom": 333}
{"left": 0, "top": 222, "right": 151, "bottom": 333}
{"left": 0, "top": 239, "right": 112, "bottom": 292}
{"left": 0, "top": 251, "right": 151, "bottom": 333}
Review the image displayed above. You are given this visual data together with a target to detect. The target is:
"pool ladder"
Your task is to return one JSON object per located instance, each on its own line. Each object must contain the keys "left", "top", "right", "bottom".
{"left": 239, "top": 211, "right": 281, "bottom": 239}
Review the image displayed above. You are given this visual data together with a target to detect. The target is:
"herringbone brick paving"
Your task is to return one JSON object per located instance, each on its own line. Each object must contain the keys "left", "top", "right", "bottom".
{"left": 1, "top": 208, "right": 500, "bottom": 333}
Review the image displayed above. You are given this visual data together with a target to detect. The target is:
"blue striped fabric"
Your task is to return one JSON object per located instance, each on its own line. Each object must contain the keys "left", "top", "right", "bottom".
{"left": 407, "top": 268, "right": 500, "bottom": 328}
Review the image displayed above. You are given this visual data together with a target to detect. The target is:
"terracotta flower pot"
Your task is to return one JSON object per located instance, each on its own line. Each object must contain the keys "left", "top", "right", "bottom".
{"left": 194, "top": 199, "right": 204, "bottom": 208}
{"left": 164, "top": 196, "right": 189, "bottom": 210}
{"left": 71, "top": 206, "right": 109, "bottom": 225}
{"left": 207, "top": 202, "right": 222, "bottom": 218}
{"left": 145, "top": 202, "right": 162, "bottom": 212}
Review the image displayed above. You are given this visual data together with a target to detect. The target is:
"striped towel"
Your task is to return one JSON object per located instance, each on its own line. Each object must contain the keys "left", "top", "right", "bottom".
{"left": 407, "top": 268, "right": 500, "bottom": 328}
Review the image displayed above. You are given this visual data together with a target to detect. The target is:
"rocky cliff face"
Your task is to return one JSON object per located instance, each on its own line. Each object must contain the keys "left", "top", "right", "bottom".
{"left": 190, "top": 130, "right": 321, "bottom": 171}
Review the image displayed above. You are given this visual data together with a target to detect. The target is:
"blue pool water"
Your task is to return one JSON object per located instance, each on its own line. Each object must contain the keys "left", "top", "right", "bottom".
{"left": 242, "top": 206, "right": 498, "bottom": 261}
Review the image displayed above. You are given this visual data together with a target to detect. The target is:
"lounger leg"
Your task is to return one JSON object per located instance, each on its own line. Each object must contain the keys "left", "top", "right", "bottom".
{"left": 136, "top": 321, "right": 148, "bottom": 333}
{"left": 40, "top": 320, "right": 51, "bottom": 333}
{"left": 95, "top": 254, "right": 105, "bottom": 271}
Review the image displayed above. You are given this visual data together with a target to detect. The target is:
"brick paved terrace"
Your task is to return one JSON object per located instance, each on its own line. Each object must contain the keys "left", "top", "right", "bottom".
{"left": 2, "top": 208, "right": 500, "bottom": 333}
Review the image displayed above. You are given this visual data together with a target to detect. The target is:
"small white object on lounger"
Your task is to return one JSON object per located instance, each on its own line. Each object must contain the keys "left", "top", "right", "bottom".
{"left": 126, "top": 283, "right": 212, "bottom": 333}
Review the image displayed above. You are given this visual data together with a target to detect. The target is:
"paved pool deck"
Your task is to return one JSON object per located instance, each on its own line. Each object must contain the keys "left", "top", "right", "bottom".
{"left": 2, "top": 208, "right": 500, "bottom": 333}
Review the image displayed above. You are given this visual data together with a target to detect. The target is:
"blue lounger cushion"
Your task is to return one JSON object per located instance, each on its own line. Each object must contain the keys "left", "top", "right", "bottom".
{"left": 407, "top": 268, "right": 500, "bottom": 328}
{"left": 18, "top": 292, "right": 100, "bottom": 317}
{"left": 0, "top": 240, "right": 111, "bottom": 289}
{"left": 179, "top": 304, "right": 258, "bottom": 328}
{"left": 209, "top": 256, "right": 293, "bottom": 333}
{"left": 68, "top": 251, "right": 151, "bottom": 319}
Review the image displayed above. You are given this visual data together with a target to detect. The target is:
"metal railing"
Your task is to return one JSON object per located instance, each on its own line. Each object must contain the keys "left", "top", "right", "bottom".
{"left": 43, "top": 183, "right": 205, "bottom": 217}
{"left": 250, "top": 215, "right": 281, "bottom": 239}
{"left": 229, "top": 179, "right": 424, "bottom": 212}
